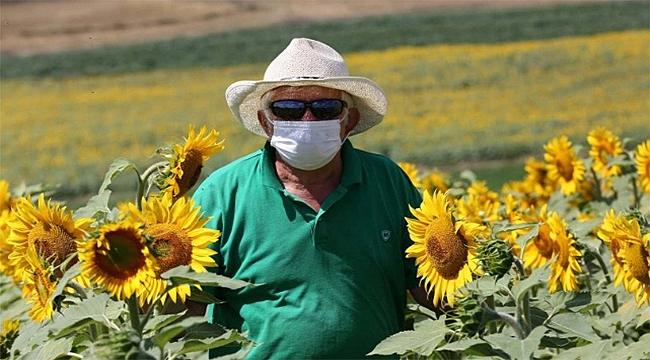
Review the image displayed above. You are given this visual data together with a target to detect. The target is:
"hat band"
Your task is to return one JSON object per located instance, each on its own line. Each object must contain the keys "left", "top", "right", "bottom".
{"left": 279, "top": 76, "right": 324, "bottom": 81}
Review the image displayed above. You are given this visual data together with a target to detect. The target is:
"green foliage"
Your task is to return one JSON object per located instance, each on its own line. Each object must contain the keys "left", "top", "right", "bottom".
{"left": 1, "top": 1, "right": 648, "bottom": 79}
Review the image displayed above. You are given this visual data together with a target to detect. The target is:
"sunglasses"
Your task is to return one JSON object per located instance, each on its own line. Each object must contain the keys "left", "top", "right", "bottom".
{"left": 267, "top": 99, "right": 348, "bottom": 121}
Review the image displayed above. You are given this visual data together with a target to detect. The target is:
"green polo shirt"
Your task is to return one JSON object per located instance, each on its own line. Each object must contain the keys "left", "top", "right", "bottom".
{"left": 192, "top": 140, "right": 422, "bottom": 359}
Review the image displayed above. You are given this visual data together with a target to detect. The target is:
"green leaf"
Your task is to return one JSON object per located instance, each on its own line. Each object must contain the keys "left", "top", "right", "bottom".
{"left": 73, "top": 189, "right": 112, "bottom": 219}
{"left": 188, "top": 288, "right": 226, "bottom": 305}
{"left": 142, "top": 312, "right": 185, "bottom": 334}
{"left": 99, "top": 157, "right": 139, "bottom": 193}
{"left": 511, "top": 262, "right": 549, "bottom": 303}
{"left": 51, "top": 261, "right": 82, "bottom": 299}
{"left": 19, "top": 337, "right": 73, "bottom": 360}
{"left": 177, "top": 329, "right": 250, "bottom": 355}
{"left": 616, "top": 333, "right": 650, "bottom": 360}
{"left": 618, "top": 297, "right": 641, "bottom": 326}
{"left": 515, "top": 226, "right": 540, "bottom": 259}
{"left": 437, "top": 338, "right": 486, "bottom": 352}
{"left": 368, "top": 316, "right": 450, "bottom": 356}
{"left": 162, "top": 266, "right": 251, "bottom": 290}
{"left": 152, "top": 316, "right": 206, "bottom": 349}
{"left": 484, "top": 326, "right": 546, "bottom": 360}
{"left": 49, "top": 292, "right": 123, "bottom": 338}
{"left": 546, "top": 312, "right": 600, "bottom": 343}
{"left": 552, "top": 340, "right": 611, "bottom": 360}
{"left": 637, "top": 306, "right": 650, "bottom": 328}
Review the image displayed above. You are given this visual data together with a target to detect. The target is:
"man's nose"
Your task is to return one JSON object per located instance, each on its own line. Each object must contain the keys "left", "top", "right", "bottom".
{"left": 301, "top": 108, "right": 318, "bottom": 121}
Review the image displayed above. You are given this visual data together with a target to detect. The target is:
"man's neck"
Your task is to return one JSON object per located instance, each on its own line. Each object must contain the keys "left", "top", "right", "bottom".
{"left": 274, "top": 153, "right": 343, "bottom": 211}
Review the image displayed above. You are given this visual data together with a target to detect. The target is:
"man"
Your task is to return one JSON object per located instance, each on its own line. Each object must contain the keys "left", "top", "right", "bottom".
{"left": 192, "top": 38, "right": 433, "bottom": 359}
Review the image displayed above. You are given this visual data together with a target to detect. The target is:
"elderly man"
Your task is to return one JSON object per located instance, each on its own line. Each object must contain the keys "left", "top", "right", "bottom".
{"left": 192, "top": 38, "right": 432, "bottom": 359}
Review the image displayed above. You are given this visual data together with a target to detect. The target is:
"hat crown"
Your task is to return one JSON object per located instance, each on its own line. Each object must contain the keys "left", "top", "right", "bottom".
{"left": 263, "top": 38, "right": 350, "bottom": 81}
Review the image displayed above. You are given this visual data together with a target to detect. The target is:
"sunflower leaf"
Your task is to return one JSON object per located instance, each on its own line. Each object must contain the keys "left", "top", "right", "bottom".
{"left": 511, "top": 262, "right": 549, "bottom": 303}
{"left": 177, "top": 330, "right": 251, "bottom": 355}
{"left": 99, "top": 157, "right": 139, "bottom": 193}
{"left": 152, "top": 316, "right": 206, "bottom": 348}
{"left": 73, "top": 189, "right": 112, "bottom": 219}
{"left": 368, "top": 316, "right": 450, "bottom": 356}
{"left": 17, "top": 336, "right": 73, "bottom": 360}
{"left": 546, "top": 312, "right": 600, "bottom": 343}
{"left": 484, "top": 326, "right": 547, "bottom": 360}
{"left": 162, "top": 265, "right": 251, "bottom": 290}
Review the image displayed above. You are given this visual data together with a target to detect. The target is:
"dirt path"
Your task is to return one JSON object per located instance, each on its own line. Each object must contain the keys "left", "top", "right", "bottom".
{"left": 0, "top": 0, "right": 590, "bottom": 56}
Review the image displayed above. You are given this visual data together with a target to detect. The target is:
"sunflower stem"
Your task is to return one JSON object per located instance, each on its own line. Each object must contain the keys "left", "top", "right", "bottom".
{"left": 481, "top": 303, "right": 526, "bottom": 340}
{"left": 485, "top": 295, "right": 498, "bottom": 334}
{"left": 136, "top": 161, "right": 169, "bottom": 208}
{"left": 513, "top": 258, "right": 532, "bottom": 336}
{"left": 586, "top": 246, "right": 618, "bottom": 312}
{"left": 127, "top": 295, "right": 142, "bottom": 336}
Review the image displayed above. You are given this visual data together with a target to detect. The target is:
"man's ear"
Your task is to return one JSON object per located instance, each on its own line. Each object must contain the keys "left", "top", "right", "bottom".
{"left": 258, "top": 110, "right": 273, "bottom": 138}
{"left": 344, "top": 108, "right": 361, "bottom": 136}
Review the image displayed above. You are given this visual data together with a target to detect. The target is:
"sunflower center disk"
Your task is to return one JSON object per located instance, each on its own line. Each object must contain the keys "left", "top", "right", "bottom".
{"left": 96, "top": 229, "right": 147, "bottom": 279}
{"left": 28, "top": 222, "right": 76, "bottom": 269}
{"left": 557, "top": 154, "right": 575, "bottom": 181}
{"left": 177, "top": 149, "right": 203, "bottom": 197}
{"left": 534, "top": 224, "right": 555, "bottom": 258}
{"left": 625, "top": 241, "right": 650, "bottom": 285}
{"left": 424, "top": 218, "right": 468, "bottom": 279}
{"left": 147, "top": 224, "right": 193, "bottom": 275}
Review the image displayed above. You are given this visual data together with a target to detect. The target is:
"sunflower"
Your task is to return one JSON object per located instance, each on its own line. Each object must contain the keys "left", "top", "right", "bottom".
{"left": 543, "top": 136, "right": 586, "bottom": 196}
{"left": 398, "top": 162, "right": 422, "bottom": 190}
{"left": 546, "top": 212, "right": 582, "bottom": 293}
{"left": 77, "top": 222, "right": 156, "bottom": 300}
{"left": 163, "top": 125, "right": 224, "bottom": 199}
{"left": 522, "top": 205, "right": 556, "bottom": 269}
{"left": 597, "top": 210, "right": 631, "bottom": 288}
{"left": 124, "top": 193, "right": 219, "bottom": 305}
{"left": 0, "top": 210, "right": 16, "bottom": 279}
{"left": 0, "top": 319, "right": 20, "bottom": 359}
{"left": 0, "top": 180, "right": 13, "bottom": 213}
{"left": 455, "top": 181, "right": 501, "bottom": 225}
{"left": 20, "top": 248, "right": 57, "bottom": 322}
{"left": 6, "top": 194, "right": 92, "bottom": 280}
{"left": 597, "top": 210, "right": 650, "bottom": 306}
{"left": 405, "top": 190, "right": 488, "bottom": 307}
{"left": 624, "top": 232, "right": 650, "bottom": 307}
{"left": 587, "top": 126, "right": 623, "bottom": 178}
{"left": 635, "top": 140, "right": 650, "bottom": 194}
{"left": 421, "top": 169, "right": 450, "bottom": 193}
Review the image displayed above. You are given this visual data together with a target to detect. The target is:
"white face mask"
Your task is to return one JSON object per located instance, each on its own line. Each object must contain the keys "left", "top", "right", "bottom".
{"left": 269, "top": 117, "right": 347, "bottom": 171}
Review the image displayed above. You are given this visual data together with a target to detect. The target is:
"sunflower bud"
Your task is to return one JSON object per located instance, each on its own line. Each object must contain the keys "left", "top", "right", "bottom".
{"left": 477, "top": 237, "right": 514, "bottom": 279}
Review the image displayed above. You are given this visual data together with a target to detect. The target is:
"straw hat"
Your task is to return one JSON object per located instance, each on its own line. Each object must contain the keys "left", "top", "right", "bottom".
{"left": 225, "top": 38, "right": 387, "bottom": 137}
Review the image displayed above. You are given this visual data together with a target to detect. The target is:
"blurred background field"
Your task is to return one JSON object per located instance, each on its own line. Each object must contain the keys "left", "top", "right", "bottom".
{"left": 1, "top": 0, "right": 648, "bottom": 205}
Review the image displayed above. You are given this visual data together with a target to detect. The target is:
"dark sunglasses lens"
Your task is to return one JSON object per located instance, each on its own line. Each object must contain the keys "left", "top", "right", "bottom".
{"left": 271, "top": 100, "right": 306, "bottom": 120}
{"left": 311, "top": 100, "right": 345, "bottom": 119}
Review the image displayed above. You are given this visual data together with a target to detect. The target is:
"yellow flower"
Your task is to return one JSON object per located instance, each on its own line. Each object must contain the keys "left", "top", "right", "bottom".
{"left": 125, "top": 193, "right": 219, "bottom": 305}
{"left": 21, "top": 248, "right": 56, "bottom": 322}
{"left": 587, "top": 126, "right": 623, "bottom": 178}
{"left": 421, "top": 169, "right": 450, "bottom": 193}
{"left": 544, "top": 136, "right": 586, "bottom": 196}
{"left": 0, "top": 210, "right": 16, "bottom": 280}
{"left": 635, "top": 140, "right": 650, "bottom": 194}
{"left": 455, "top": 181, "right": 501, "bottom": 225}
{"left": 546, "top": 212, "right": 582, "bottom": 293}
{"left": 0, "top": 180, "right": 13, "bottom": 213}
{"left": 405, "top": 190, "right": 488, "bottom": 307}
{"left": 77, "top": 222, "right": 156, "bottom": 300}
{"left": 624, "top": 232, "right": 650, "bottom": 307}
{"left": 597, "top": 210, "right": 631, "bottom": 288}
{"left": 6, "top": 194, "right": 92, "bottom": 280}
{"left": 522, "top": 205, "right": 556, "bottom": 269}
{"left": 597, "top": 210, "right": 650, "bottom": 307}
{"left": 398, "top": 162, "right": 422, "bottom": 189}
{"left": 164, "top": 125, "right": 224, "bottom": 199}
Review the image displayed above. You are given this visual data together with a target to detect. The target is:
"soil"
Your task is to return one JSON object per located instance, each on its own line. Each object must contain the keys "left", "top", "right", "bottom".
{"left": 0, "top": 0, "right": 591, "bottom": 56}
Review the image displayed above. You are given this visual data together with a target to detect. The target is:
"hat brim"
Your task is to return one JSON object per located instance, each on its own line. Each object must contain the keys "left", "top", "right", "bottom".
{"left": 225, "top": 77, "right": 387, "bottom": 137}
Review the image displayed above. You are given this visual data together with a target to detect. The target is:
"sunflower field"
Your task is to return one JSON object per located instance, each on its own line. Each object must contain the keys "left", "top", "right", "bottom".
{"left": 1, "top": 1, "right": 650, "bottom": 359}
